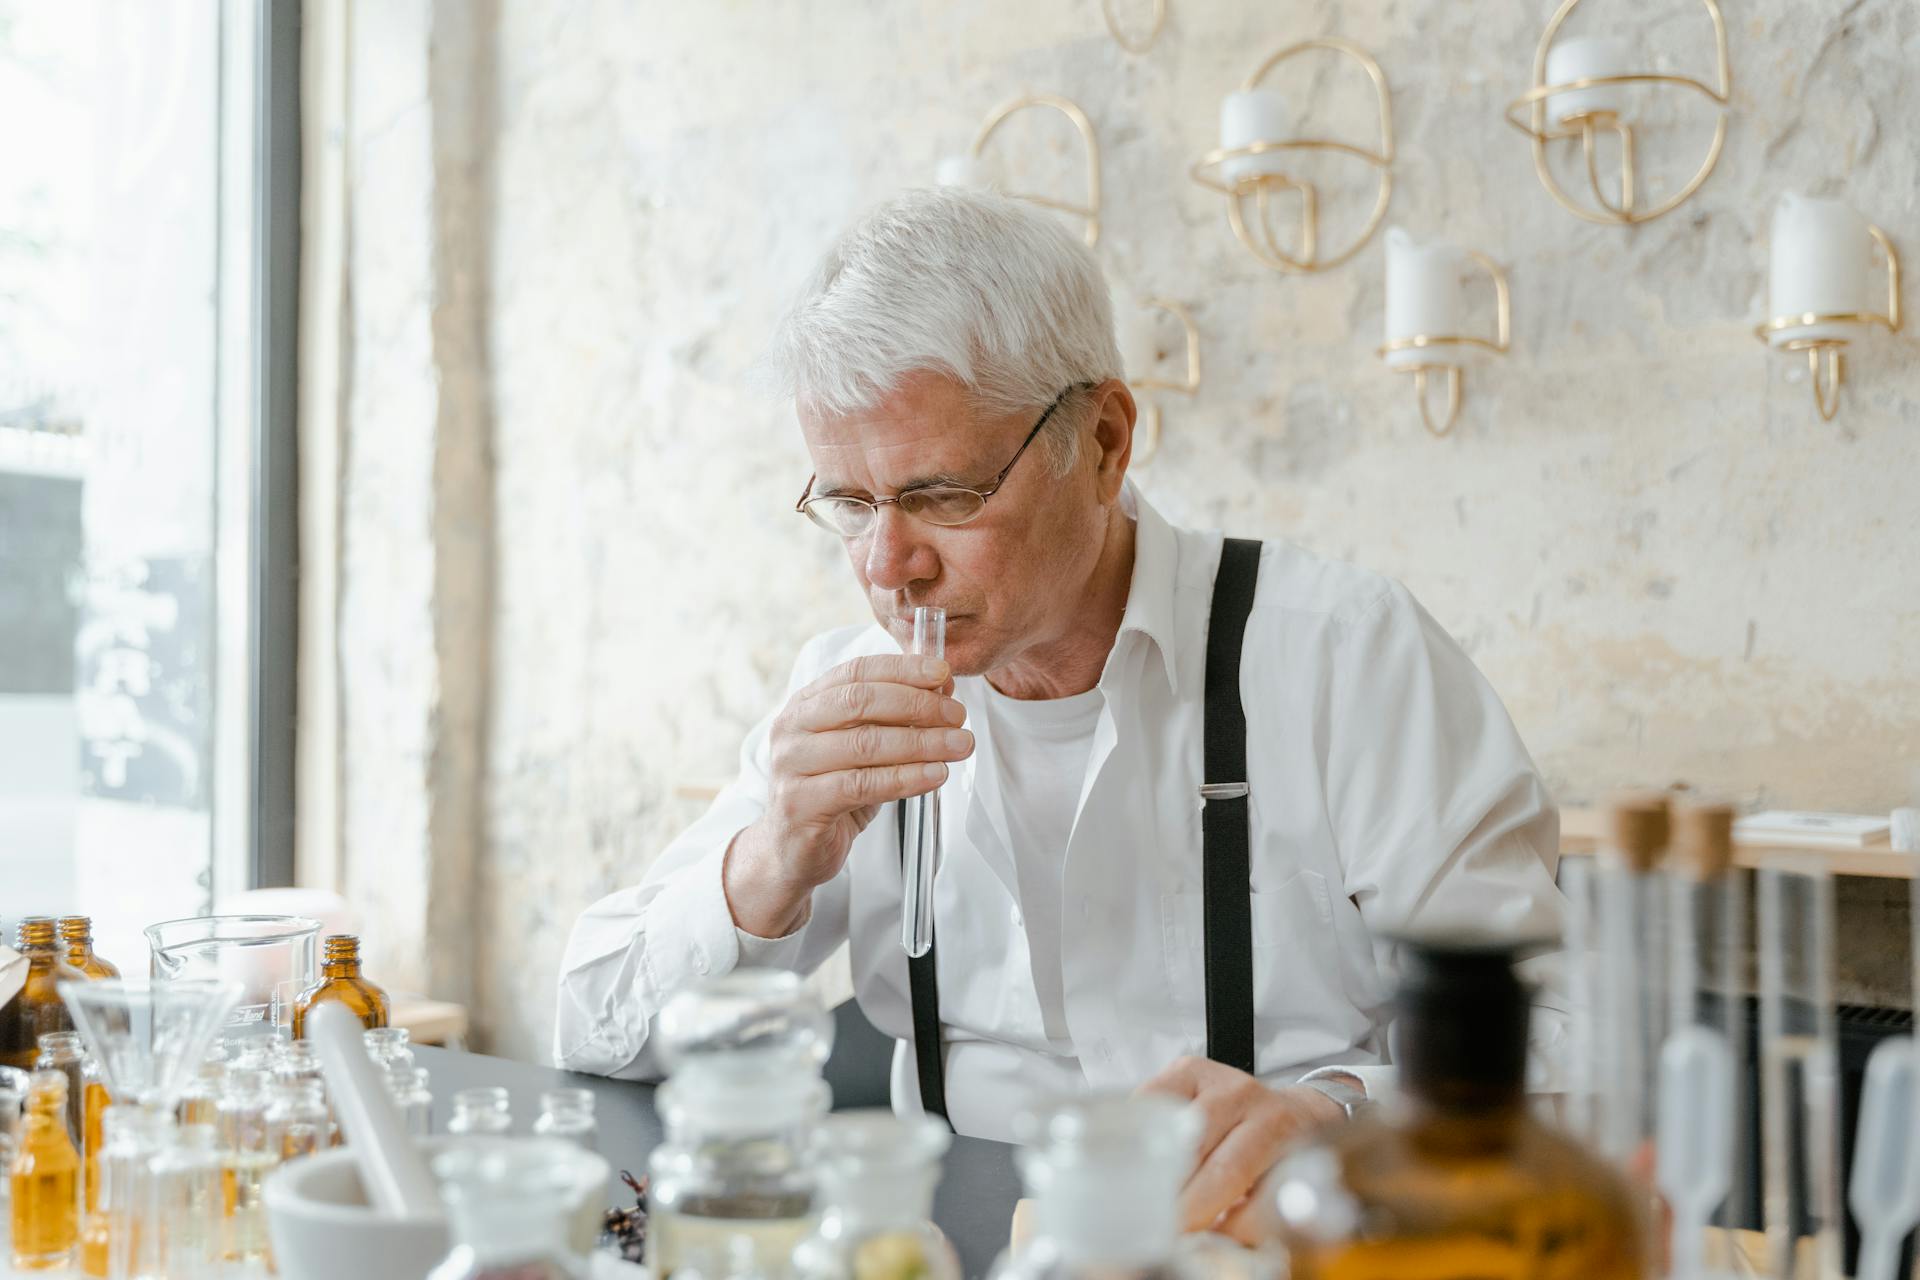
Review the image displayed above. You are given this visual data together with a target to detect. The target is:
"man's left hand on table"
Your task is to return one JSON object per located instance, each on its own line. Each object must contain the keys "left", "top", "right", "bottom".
{"left": 1137, "top": 1056, "right": 1348, "bottom": 1245}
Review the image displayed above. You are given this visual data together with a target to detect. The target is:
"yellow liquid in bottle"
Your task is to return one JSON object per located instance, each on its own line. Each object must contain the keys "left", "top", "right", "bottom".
{"left": 11, "top": 1151, "right": 80, "bottom": 1270}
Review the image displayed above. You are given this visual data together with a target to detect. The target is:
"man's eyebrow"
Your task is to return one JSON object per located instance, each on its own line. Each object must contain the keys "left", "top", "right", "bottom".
{"left": 818, "top": 470, "right": 970, "bottom": 498}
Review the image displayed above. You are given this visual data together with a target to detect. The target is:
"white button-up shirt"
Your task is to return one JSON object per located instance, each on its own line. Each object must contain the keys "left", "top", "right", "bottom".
{"left": 555, "top": 491, "right": 1569, "bottom": 1141}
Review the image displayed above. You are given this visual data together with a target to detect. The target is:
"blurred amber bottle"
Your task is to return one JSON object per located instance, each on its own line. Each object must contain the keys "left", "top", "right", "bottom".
{"left": 11, "top": 1070, "right": 80, "bottom": 1270}
{"left": 291, "top": 935, "right": 390, "bottom": 1037}
{"left": 57, "top": 917, "right": 119, "bottom": 980}
{"left": 1266, "top": 936, "right": 1646, "bottom": 1280}
{"left": 1, "top": 919, "right": 82, "bottom": 1071}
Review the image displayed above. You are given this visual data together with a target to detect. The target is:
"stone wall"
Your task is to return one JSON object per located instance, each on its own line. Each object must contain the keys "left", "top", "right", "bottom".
{"left": 301, "top": 0, "right": 1920, "bottom": 1060}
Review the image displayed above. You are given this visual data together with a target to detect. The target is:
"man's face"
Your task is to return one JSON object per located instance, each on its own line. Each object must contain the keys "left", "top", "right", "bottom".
{"left": 798, "top": 371, "right": 1117, "bottom": 677}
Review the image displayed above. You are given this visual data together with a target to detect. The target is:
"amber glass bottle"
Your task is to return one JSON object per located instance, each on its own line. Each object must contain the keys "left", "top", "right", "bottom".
{"left": 2, "top": 919, "right": 83, "bottom": 1070}
{"left": 11, "top": 1070, "right": 81, "bottom": 1270}
{"left": 1267, "top": 937, "right": 1647, "bottom": 1280}
{"left": 291, "top": 935, "right": 390, "bottom": 1037}
{"left": 57, "top": 917, "right": 120, "bottom": 980}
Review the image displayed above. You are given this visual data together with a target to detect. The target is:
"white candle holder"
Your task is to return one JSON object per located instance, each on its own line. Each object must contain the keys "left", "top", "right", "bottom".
{"left": 1189, "top": 39, "right": 1394, "bottom": 275}
{"left": 1124, "top": 297, "right": 1201, "bottom": 465}
{"left": 1503, "top": 0, "right": 1731, "bottom": 226}
{"left": 1755, "top": 197, "right": 1903, "bottom": 422}
{"left": 1101, "top": 0, "right": 1166, "bottom": 55}
{"left": 1375, "top": 233, "right": 1511, "bottom": 438}
{"left": 950, "top": 94, "right": 1102, "bottom": 247}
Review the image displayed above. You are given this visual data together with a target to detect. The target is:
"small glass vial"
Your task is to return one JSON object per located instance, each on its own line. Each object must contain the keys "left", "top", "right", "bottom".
{"left": 647, "top": 971, "right": 833, "bottom": 1280}
{"left": 177, "top": 1055, "right": 227, "bottom": 1128}
{"left": 152, "top": 1123, "right": 224, "bottom": 1278}
{"left": 81, "top": 1104, "right": 170, "bottom": 1280}
{"left": 267, "top": 1080, "right": 332, "bottom": 1162}
{"left": 0, "top": 1065, "right": 30, "bottom": 1237}
{"left": 2, "top": 919, "right": 82, "bottom": 1071}
{"left": 10, "top": 1070, "right": 79, "bottom": 1270}
{"left": 291, "top": 934, "right": 391, "bottom": 1037}
{"left": 794, "top": 1111, "right": 960, "bottom": 1280}
{"left": 391, "top": 1067, "right": 434, "bottom": 1138}
{"left": 56, "top": 916, "right": 120, "bottom": 980}
{"left": 447, "top": 1087, "right": 513, "bottom": 1136}
{"left": 31, "top": 1032, "right": 86, "bottom": 1159}
{"left": 427, "top": 1144, "right": 589, "bottom": 1280}
{"left": 988, "top": 1096, "right": 1214, "bottom": 1280}
{"left": 532, "top": 1088, "right": 597, "bottom": 1150}
{"left": 217, "top": 1067, "right": 276, "bottom": 1265}
{"left": 365, "top": 1026, "right": 416, "bottom": 1075}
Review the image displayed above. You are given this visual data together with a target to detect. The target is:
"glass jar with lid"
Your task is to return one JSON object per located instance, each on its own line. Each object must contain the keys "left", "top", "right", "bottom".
{"left": 646, "top": 970, "right": 835, "bottom": 1280}
{"left": 793, "top": 1110, "right": 959, "bottom": 1280}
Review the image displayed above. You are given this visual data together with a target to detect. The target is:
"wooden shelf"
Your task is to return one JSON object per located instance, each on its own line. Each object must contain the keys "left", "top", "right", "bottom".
{"left": 1560, "top": 807, "right": 1913, "bottom": 880}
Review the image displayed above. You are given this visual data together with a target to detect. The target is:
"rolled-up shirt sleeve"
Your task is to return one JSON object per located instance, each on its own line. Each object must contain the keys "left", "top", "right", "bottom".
{"left": 553, "top": 644, "right": 853, "bottom": 1078}
{"left": 1321, "top": 583, "right": 1570, "bottom": 1102}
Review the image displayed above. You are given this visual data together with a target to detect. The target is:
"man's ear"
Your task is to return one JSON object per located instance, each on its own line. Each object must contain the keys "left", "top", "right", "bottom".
{"left": 1089, "top": 379, "right": 1136, "bottom": 504}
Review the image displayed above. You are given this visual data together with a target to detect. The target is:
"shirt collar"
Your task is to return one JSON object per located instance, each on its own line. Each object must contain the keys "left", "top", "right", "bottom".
{"left": 1109, "top": 482, "right": 1181, "bottom": 694}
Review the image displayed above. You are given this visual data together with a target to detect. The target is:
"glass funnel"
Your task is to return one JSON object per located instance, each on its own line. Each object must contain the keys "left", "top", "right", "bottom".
{"left": 143, "top": 915, "right": 320, "bottom": 1036}
{"left": 57, "top": 980, "right": 241, "bottom": 1110}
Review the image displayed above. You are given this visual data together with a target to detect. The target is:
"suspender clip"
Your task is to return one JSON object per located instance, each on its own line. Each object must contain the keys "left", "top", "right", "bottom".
{"left": 1199, "top": 782, "right": 1250, "bottom": 801}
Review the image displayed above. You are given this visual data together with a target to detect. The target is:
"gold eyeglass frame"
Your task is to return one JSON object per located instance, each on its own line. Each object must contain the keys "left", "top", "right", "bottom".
{"left": 1126, "top": 297, "right": 1202, "bottom": 464}
{"left": 1189, "top": 39, "right": 1394, "bottom": 274}
{"left": 1502, "top": 0, "right": 1731, "bottom": 226}
{"left": 1102, "top": 0, "right": 1167, "bottom": 55}
{"left": 1754, "top": 224, "right": 1903, "bottom": 422}
{"left": 1375, "top": 251, "right": 1512, "bottom": 438}
{"left": 971, "top": 94, "right": 1102, "bottom": 248}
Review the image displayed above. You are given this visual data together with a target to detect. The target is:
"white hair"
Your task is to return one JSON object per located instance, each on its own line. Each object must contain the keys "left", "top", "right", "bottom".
{"left": 765, "top": 187, "right": 1122, "bottom": 470}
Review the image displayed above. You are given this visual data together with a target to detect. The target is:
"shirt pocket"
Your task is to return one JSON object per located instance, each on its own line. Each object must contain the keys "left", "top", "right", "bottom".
{"left": 1158, "top": 869, "right": 1342, "bottom": 1018}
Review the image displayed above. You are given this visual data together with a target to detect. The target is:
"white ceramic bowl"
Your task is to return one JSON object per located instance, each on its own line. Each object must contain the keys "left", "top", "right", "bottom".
{"left": 264, "top": 1136, "right": 611, "bottom": 1280}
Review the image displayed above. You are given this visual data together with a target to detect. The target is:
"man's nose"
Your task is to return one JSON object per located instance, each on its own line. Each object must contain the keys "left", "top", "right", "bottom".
{"left": 863, "top": 505, "right": 938, "bottom": 592}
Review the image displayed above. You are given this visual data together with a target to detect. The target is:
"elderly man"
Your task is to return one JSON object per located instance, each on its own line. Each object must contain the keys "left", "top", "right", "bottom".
{"left": 556, "top": 187, "right": 1565, "bottom": 1239}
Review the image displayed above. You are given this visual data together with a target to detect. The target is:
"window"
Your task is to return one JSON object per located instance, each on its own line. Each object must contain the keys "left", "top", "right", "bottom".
{"left": 0, "top": 1, "right": 297, "bottom": 967}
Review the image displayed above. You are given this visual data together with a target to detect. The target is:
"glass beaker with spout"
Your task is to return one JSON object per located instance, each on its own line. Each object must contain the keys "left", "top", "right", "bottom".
{"left": 143, "top": 916, "right": 321, "bottom": 1040}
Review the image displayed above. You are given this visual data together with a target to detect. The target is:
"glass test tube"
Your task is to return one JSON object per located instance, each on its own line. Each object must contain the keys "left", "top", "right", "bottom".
{"left": 902, "top": 606, "right": 947, "bottom": 958}
{"left": 1758, "top": 854, "right": 1840, "bottom": 1280}
{"left": 1593, "top": 806, "right": 1670, "bottom": 1170}
{"left": 1558, "top": 856, "right": 1604, "bottom": 1145}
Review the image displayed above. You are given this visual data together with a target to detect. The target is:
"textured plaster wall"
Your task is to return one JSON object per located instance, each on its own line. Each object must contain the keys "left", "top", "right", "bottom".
{"left": 308, "top": 0, "right": 1920, "bottom": 1059}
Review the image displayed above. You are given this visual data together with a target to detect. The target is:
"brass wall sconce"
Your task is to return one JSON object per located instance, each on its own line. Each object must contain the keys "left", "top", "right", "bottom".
{"left": 1122, "top": 297, "right": 1201, "bottom": 464}
{"left": 1102, "top": 0, "right": 1167, "bottom": 55}
{"left": 1376, "top": 229, "right": 1511, "bottom": 438}
{"left": 1757, "top": 194, "right": 1902, "bottom": 421}
{"left": 1503, "top": 0, "right": 1730, "bottom": 226}
{"left": 938, "top": 95, "right": 1102, "bottom": 248}
{"left": 1189, "top": 39, "right": 1394, "bottom": 274}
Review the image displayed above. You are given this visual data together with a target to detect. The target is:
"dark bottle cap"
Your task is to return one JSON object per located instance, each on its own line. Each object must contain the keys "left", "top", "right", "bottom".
{"left": 1392, "top": 934, "right": 1535, "bottom": 1106}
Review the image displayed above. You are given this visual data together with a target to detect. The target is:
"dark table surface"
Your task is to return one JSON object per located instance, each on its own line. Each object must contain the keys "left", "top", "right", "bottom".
{"left": 416, "top": 1045, "right": 1023, "bottom": 1278}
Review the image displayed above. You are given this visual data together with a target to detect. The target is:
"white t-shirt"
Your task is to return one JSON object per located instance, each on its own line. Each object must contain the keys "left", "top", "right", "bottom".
{"left": 984, "top": 680, "right": 1105, "bottom": 1051}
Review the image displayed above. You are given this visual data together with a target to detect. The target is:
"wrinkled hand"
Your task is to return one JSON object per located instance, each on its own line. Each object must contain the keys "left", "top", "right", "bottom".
{"left": 1137, "top": 1056, "right": 1345, "bottom": 1245}
{"left": 724, "top": 655, "right": 973, "bottom": 938}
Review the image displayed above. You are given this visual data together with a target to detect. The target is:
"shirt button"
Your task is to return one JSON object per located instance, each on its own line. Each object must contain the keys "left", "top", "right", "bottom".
{"left": 692, "top": 951, "right": 709, "bottom": 974}
{"left": 1009, "top": 907, "right": 1023, "bottom": 927}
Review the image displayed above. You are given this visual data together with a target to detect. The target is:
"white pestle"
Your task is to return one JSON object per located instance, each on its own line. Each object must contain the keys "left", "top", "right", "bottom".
{"left": 1849, "top": 1037, "right": 1920, "bottom": 1280}
{"left": 1655, "top": 1025, "right": 1735, "bottom": 1280}
{"left": 309, "top": 1003, "right": 444, "bottom": 1220}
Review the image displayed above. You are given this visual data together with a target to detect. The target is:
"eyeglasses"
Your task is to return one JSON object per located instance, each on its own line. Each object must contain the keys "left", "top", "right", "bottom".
{"left": 794, "top": 383, "right": 1090, "bottom": 538}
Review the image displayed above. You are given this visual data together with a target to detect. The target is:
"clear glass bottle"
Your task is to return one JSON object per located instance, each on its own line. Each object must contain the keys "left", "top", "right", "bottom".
{"left": 1266, "top": 936, "right": 1647, "bottom": 1280}
{"left": 216, "top": 1066, "right": 275, "bottom": 1265}
{"left": 427, "top": 1144, "right": 589, "bottom": 1280}
{"left": 267, "top": 1079, "right": 331, "bottom": 1162}
{"left": 365, "top": 1026, "right": 415, "bottom": 1075}
{"left": 291, "top": 934, "right": 391, "bottom": 1037}
{"left": 391, "top": 1067, "right": 434, "bottom": 1138}
{"left": 10, "top": 1069, "right": 79, "bottom": 1270}
{"left": 31, "top": 1032, "right": 86, "bottom": 1161}
{"left": 794, "top": 1111, "right": 959, "bottom": 1280}
{"left": 0, "top": 1065, "right": 30, "bottom": 1246}
{"left": 177, "top": 1055, "right": 226, "bottom": 1128}
{"left": 988, "top": 1095, "right": 1212, "bottom": 1280}
{"left": 646, "top": 971, "right": 834, "bottom": 1280}
{"left": 2, "top": 919, "right": 83, "bottom": 1071}
{"left": 80, "top": 1104, "right": 169, "bottom": 1280}
{"left": 448, "top": 1086, "right": 513, "bottom": 1136}
{"left": 57, "top": 917, "right": 120, "bottom": 980}
{"left": 151, "top": 1122, "right": 224, "bottom": 1277}
{"left": 533, "top": 1088, "right": 597, "bottom": 1150}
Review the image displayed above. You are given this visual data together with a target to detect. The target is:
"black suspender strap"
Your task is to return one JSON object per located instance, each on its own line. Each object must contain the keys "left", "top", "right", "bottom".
{"left": 898, "top": 802, "right": 951, "bottom": 1127}
{"left": 1201, "top": 537, "right": 1262, "bottom": 1074}
{"left": 898, "top": 535, "right": 1264, "bottom": 1122}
